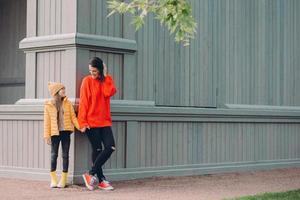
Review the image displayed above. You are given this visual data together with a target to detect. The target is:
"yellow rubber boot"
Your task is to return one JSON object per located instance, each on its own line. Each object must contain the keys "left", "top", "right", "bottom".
{"left": 58, "top": 172, "right": 68, "bottom": 188}
{"left": 50, "top": 171, "right": 58, "bottom": 188}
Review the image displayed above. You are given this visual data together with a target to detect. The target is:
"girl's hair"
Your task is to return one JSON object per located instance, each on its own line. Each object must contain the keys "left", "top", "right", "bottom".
{"left": 89, "top": 57, "right": 105, "bottom": 82}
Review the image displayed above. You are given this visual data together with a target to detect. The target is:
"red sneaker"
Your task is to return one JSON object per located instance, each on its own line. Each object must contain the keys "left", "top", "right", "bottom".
{"left": 98, "top": 180, "right": 114, "bottom": 190}
{"left": 82, "top": 173, "right": 99, "bottom": 191}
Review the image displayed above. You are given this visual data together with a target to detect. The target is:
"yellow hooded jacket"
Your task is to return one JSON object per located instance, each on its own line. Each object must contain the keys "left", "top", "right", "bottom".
{"left": 44, "top": 97, "right": 80, "bottom": 139}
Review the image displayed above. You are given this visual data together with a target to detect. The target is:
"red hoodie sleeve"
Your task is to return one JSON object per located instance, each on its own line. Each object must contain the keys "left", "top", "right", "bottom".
{"left": 78, "top": 77, "right": 90, "bottom": 128}
{"left": 103, "top": 75, "right": 117, "bottom": 98}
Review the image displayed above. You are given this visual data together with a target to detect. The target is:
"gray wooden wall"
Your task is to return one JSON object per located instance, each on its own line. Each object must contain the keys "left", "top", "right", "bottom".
{"left": 0, "top": 0, "right": 300, "bottom": 183}
{"left": 126, "top": 0, "right": 300, "bottom": 107}
{"left": 0, "top": 0, "right": 26, "bottom": 104}
{"left": 1, "top": 105, "right": 300, "bottom": 182}
{"left": 16, "top": 0, "right": 300, "bottom": 106}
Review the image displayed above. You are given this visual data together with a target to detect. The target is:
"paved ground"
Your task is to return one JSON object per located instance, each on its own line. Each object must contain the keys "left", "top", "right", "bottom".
{"left": 1, "top": 168, "right": 300, "bottom": 200}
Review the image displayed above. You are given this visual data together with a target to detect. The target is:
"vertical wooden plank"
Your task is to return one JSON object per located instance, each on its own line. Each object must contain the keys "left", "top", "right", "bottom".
{"left": 225, "top": 123, "right": 231, "bottom": 162}
{"left": 27, "top": 0, "right": 37, "bottom": 37}
{"left": 110, "top": 124, "right": 117, "bottom": 168}
{"left": 44, "top": 0, "right": 50, "bottom": 35}
{"left": 12, "top": 121, "right": 18, "bottom": 166}
{"left": 38, "top": 121, "right": 44, "bottom": 168}
{"left": 212, "top": 123, "right": 217, "bottom": 163}
{"left": 25, "top": 53, "right": 36, "bottom": 98}
{"left": 32, "top": 121, "right": 38, "bottom": 168}
{"left": 37, "top": 0, "right": 44, "bottom": 36}
{"left": 55, "top": 51, "right": 61, "bottom": 82}
{"left": 77, "top": 0, "right": 90, "bottom": 34}
{"left": 196, "top": 123, "right": 202, "bottom": 164}
{"left": 181, "top": 123, "right": 187, "bottom": 165}
{"left": 148, "top": 14, "right": 155, "bottom": 101}
{"left": 126, "top": 121, "right": 139, "bottom": 168}
{"left": 187, "top": 123, "right": 192, "bottom": 164}
{"left": 61, "top": 0, "right": 76, "bottom": 33}
{"left": 22, "top": 121, "right": 27, "bottom": 167}
{"left": 161, "top": 122, "right": 168, "bottom": 166}
{"left": 3, "top": 121, "right": 8, "bottom": 166}
{"left": 193, "top": 122, "right": 199, "bottom": 163}
{"left": 215, "top": 123, "right": 220, "bottom": 163}
{"left": 49, "top": 51, "right": 55, "bottom": 82}
{"left": 201, "top": 123, "right": 207, "bottom": 164}
{"left": 89, "top": 0, "right": 96, "bottom": 34}
{"left": 170, "top": 123, "right": 177, "bottom": 165}
{"left": 61, "top": 49, "right": 76, "bottom": 98}
{"left": 55, "top": 0, "right": 61, "bottom": 34}
{"left": 145, "top": 123, "right": 151, "bottom": 167}
{"left": 119, "top": 123, "right": 126, "bottom": 168}
{"left": 7, "top": 121, "right": 12, "bottom": 166}
{"left": 0, "top": 121, "right": 3, "bottom": 165}
{"left": 156, "top": 122, "right": 162, "bottom": 166}
{"left": 166, "top": 123, "right": 172, "bottom": 165}
{"left": 50, "top": 0, "right": 55, "bottom": 35}
{"left": 44, "top": 52, "right": 50, "bottom": 97}
{"left": 223, "top": 122, "right": 228, "bottom": 162}
{"left": 122, "top": 9, "right": 137, "bottom": 100}
{"left": 207, "top": 123, "right": 213, "bottom": 163}
{"left": 123, "top": 53, "right": 137, "bottom": 100}
{"left": 151, "top": 122, "right": 157, "bottom": 166}
{"left": 36, "top": 52, "right": 43, "bottom": 98}
{"left": 28, "top": 121, "right": 34, "bottom": 168}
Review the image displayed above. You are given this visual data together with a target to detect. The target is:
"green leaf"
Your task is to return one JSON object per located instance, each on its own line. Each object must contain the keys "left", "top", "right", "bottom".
{"left": 106, "top": 0, "right": 197, "bottom": 46}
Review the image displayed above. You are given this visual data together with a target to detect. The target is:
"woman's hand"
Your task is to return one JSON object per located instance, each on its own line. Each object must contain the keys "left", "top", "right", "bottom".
{"left": 103, "top": 63, "right": 108, "bottom": 77}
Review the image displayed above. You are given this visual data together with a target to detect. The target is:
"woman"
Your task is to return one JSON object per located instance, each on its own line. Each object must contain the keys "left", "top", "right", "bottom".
{"left": 78, "top": 57, "right": 117, "bottom": 191}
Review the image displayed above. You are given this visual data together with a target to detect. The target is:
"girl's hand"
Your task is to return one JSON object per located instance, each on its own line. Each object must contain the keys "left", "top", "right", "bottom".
{"left": 46, "top": 138, "right": 51, "bottom": 145}
{"left": 103, "top": 63, "right": 107, "bottom": 77}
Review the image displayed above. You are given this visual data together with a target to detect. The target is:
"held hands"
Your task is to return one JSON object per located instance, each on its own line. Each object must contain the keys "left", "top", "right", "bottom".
{"left": 80, "top": 126, "right": 90, "bottom": 133}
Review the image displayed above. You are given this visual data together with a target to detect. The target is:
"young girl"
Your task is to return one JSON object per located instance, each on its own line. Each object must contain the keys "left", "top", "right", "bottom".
{"left": 44, "top": 82, "right": 80, "bottom": 188}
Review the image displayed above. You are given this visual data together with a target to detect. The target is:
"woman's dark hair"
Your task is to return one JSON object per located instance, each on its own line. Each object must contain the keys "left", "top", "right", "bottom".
{"left": 89, "top": 57, "right": 105, "bottom": 82}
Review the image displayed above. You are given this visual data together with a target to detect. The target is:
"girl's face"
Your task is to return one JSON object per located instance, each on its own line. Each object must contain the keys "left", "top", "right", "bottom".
{"left": 89, "top": 65, "right": 100, "bottom": 79}
{"left": 58, "top": 87, "right": 66, "bottom": 97}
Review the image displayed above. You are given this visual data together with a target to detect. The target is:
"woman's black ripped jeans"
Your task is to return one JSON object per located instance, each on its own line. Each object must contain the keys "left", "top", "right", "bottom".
{"left": 51, "top": 131, "right": 71, "bottom": 172}
{"left": 86, "top": 127, "right": 115, "bottom": 181}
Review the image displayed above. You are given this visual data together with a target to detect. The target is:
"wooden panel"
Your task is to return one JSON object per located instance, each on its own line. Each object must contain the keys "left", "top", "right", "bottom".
{"left": 36, "top": 51, "right": 65, "bottom": 98}
{"left": 134, "top": 121, "right": 300, "bottom": 168}
{"left": 134, "top": 14, "right": 156, "bottom": 101}
{"left": 0, "top": 110, "right": 299, "bottom": 180}
{"left": 77, "top": 0, "right": 123, "bottom": 37}
{"left": 0, "top": 120, "right": 50, "bottom": 168}
{"left": 0, "top": 121, "right": 2, "bottom": 165}
{"left": 215, "top": 0, "right": 300, "bottom": 106}
{"left": 137, "top": 122, "right": 203, "bottom": 167}
{"left": 37, "top": 0, "right": 75, "bottom": 36}
{"left": 120, "top": 0, "right": 300, "bottom": 107}
{"left": 136, "top": 1, "right": 216, "bottom": 107}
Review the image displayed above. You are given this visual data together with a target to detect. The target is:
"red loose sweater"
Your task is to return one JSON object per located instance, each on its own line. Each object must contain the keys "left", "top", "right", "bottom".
{"left": 78, "top": 75, "right": 117, "bottom": 128}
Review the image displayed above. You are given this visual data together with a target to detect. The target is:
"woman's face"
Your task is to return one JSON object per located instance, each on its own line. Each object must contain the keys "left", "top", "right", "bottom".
{"left": 89, "top": 65, "right": 100, "bottom": 79}
{"left": 58, "top": 87, "right": 66, "bottom": 97}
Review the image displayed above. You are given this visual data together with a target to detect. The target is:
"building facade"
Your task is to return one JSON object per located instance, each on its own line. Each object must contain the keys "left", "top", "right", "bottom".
{"left": 0, "top": 0, "right": 300, "bottom": 183}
